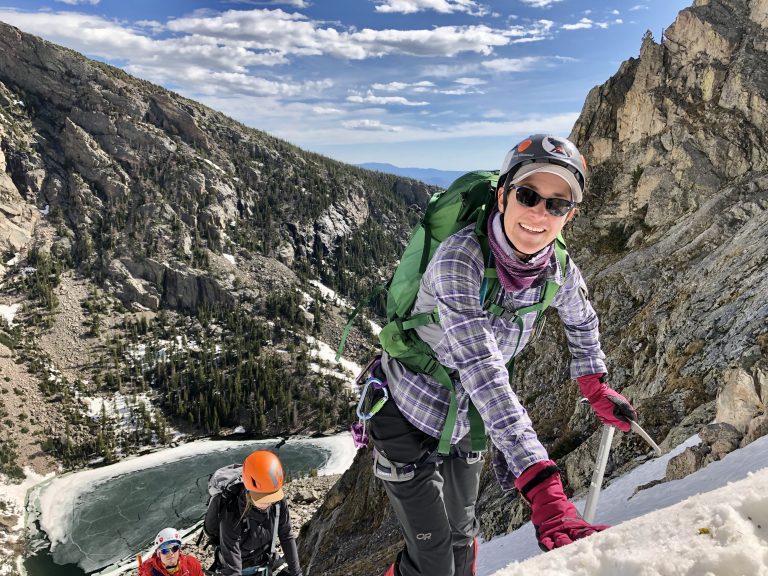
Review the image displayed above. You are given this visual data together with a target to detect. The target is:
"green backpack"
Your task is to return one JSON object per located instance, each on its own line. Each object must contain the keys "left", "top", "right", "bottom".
{"left": 337, "top": 170, "right": 568, "bottom": 454}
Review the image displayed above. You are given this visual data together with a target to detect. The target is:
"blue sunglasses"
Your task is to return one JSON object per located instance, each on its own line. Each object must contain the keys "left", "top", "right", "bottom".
{"left": 159, "top": 544, "right": 180, "bottom": 555}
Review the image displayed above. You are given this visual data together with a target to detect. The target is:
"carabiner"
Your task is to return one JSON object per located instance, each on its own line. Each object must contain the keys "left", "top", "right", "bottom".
{"left": 356, "top": 377, "right": 389, "bottom": 421}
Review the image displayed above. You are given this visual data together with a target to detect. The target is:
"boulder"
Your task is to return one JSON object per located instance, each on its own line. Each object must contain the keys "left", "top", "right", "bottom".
{"left": 715, "top": 368, "right": 763, "bottom": 433}
{"left": 666, "top": 444, "right": 710, "bottom": 481}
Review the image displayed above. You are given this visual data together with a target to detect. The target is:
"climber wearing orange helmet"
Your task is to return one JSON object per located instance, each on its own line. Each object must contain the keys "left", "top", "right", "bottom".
{"left": 214, "top": 451, "right": 302, "bottom": 576}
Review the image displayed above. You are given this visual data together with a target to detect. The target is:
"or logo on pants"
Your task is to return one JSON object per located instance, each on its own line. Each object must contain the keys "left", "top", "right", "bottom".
{"left": 416, "top": 532, "right": 432, "bottom": 541}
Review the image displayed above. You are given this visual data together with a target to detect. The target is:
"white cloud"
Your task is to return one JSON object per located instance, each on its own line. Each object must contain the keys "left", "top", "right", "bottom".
{"left": 347, "top": 91, "right": 429, "bottom": 106}
{"left": 481, "top": 56, "right": 542, "bottom": 73}
{"left": 374, "top": 0, "right": 489, "bottom": 16}
{"left": 341, "top": 119, "right": 402, "bottom": 131}
{"left": 510, "top": 36, "right": 547, "bottom": 44}
{"left": 165, "top": 10, "right": 510, "bottom": 58}
{"left": 438, "top": 86, "right": 484, "bottom": 95}
{"left": 611, "top": 9, "right": 620, "bottom": 15}
{"left": 422, "top": 54, "right": 550, "bottom": 78}
{"left": 372, "top": 81, "right": 436, "bottom": 92}
{"left": 561, "top": 16, "right": 617, "bottom": 31}
{"left": 629, "top": 4, "right": 649, "bottom": 10}
{"left": 311, "top": 106, "right": 343, "bottom": 114}
{"left": 135, "top": 20, "right": 165, "bottom": 33}
{"left": 561, "top": 17, "right": 594, "bottom": 30}
{"left": 227, "top": 0, "right": 311, "bottom": 6}
{"left": 518, "top": 0, "right": 563, "bottom": 7}
{"left": 200, "top": 72, "right": 333, "bottom": 97}
{"left": 454, "top": 77, "right": 486, "bottom": 86}
{"left": 296, "top": 112, "right": 581, "bottom": 146}
{"left": 0, "top": 8, "right": 541, "bottom": 68}
{"left": 54, "top": 0, "right": 100, "bottom": 5}
{"left": 482, "top": 109, "right": 508, "bottom": 119}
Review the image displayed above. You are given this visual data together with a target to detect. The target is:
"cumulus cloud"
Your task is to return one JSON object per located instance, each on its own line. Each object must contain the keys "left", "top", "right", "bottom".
{"left": 561, "top": 18, "right": 594, "bottom": 30}
{"left": 165, "top": 10, "right": 511, "bottom": 58}
{"left": 347, "top": 91, "right": 429, "bottom": 106}
{"left": 341, "top": 119, "right": 402, "bottom": 131}
{"left": 374, "top": 0, "right": 489, "bottom": 16}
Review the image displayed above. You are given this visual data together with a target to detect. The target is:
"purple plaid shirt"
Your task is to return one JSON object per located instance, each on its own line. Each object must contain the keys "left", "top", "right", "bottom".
{"left": 381, "top": 225, "right": 606, "bottom": 488}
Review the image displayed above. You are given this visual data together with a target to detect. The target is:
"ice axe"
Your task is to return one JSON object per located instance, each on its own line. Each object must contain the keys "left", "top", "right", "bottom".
{"left": 581, "top": 403, "right": 662, "bottom": 523}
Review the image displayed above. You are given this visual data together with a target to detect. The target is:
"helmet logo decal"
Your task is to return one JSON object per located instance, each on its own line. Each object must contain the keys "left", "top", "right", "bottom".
{"left": 517, "top": 138, "right": 532, "bottom": 153}
{"left": 268, "top": 458, "right": 283, "bottom": 488}
{"left": 542, "top": 136, "right": 571, "bottom": 158}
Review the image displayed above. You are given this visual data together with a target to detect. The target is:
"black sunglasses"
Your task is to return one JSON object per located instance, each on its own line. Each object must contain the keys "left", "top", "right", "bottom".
{"left": 513, "top": 185, "right": 576, "bottom": 217}
{"left": 159, "top": 545, "right": 180, "bottom": 555}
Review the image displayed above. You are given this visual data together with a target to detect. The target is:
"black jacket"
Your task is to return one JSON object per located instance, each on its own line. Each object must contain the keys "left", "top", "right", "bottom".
{"left": 217, "top": 485, "right": 302, "bottom": 576}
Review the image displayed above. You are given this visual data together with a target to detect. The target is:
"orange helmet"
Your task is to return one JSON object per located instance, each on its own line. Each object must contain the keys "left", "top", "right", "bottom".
{"left": 242, "top": 450, "right": 285, "bottom": 504}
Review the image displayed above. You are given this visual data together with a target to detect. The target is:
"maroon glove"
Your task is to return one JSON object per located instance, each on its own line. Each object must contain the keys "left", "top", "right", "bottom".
{"left": 515, "top": 460, "right": 608, "bottom": 551}
{"left": 577, "top": 373, "right": 637, "bottom": 433}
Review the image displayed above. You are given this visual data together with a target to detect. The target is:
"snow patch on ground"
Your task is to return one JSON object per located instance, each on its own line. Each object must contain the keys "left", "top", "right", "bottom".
{"left": 305, "top": 335, "right": 361, "bottom": 390}
{"left": 480, "top": 434, "right": 768, "bottom": 576}
{"left": 79, "top": 391, "right": 183, "bottom": 444}
{"left": 0, "top": 468, "right": 55, "bottom": 535}
{"left": 494, "top": 467, "right": 768, "bottom": 576}
{"left": 308, "top": 279, "right": 344, "bottom": 304}
{"left": 222, "top": 253, "right": 235, "bottom": 265}
{"left": 202, "top": 158, "right": 224, "bottom": 172}
{"left": 0, "top": 304, "right": 20, "bottom": 327}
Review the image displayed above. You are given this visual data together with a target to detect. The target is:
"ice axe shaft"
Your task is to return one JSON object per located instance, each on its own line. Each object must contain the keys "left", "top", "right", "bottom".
{"left": 583, "top": 424, "right": 614, "bottom": 524}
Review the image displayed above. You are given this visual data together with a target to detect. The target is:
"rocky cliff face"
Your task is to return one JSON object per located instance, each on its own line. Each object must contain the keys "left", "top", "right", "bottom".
{"left": 300, "top": 1, "right": 768, "bottom": 573}
{"left": 0, "top": 21, "right": 430, "bottom": 313}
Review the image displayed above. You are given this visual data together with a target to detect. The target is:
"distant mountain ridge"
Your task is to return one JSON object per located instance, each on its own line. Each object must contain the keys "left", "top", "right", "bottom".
{"left": 357, "top": 162, "right": 467, "bottom": 188}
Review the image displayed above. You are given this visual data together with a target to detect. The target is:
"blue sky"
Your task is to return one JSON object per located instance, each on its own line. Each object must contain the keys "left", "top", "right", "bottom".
{"left": 0, "top": 0, "right": 690, "bottom": 170}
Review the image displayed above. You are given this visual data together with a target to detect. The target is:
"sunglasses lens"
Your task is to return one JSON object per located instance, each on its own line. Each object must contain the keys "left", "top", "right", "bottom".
{"left": 515, "top": 186, "right": 573, "bottom": 216}
{"left": 160, "top": 545, "right": 179, "bottom": 555}
{"left": 545, "top": 199, "right": 574, "bottom": 216}
{"left": 515, "top": 186, "right": 540, "bottom": 208}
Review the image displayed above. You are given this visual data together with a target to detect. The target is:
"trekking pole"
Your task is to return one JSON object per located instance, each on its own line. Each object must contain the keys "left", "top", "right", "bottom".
{"left": 582, "top": 424, "right": 614, "bottom": 524}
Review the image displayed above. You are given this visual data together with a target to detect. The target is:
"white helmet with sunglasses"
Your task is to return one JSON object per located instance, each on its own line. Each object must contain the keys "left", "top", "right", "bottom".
{"left": 154, "top": 527, "right": 181, "bottom": 554}
{"left": 499, "top": 134, "right": 588, "bottom": 208}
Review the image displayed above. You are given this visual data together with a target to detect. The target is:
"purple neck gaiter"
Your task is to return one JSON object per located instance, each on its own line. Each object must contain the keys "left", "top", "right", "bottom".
{"left": 486, "top": 207, "right": 553, "bottom": 292}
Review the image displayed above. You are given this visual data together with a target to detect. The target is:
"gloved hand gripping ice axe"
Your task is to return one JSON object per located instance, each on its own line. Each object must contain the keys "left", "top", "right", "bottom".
{"left": 581, "top": 400, "right": 661, "bottom": 524}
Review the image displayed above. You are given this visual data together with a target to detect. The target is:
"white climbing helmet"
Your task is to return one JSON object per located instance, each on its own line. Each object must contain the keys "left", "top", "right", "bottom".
{"left": 153, "top": 527, "right": 181, "bottom": 552}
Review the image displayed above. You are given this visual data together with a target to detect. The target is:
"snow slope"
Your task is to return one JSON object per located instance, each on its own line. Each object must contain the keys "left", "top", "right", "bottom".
{"left": 479, "top": 434, "right": 768, "bottom": 576}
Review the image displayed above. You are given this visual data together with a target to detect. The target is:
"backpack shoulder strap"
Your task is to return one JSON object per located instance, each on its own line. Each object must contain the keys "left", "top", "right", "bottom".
{"left": 270, "top": 502, "right": 281, "bottom": 556}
